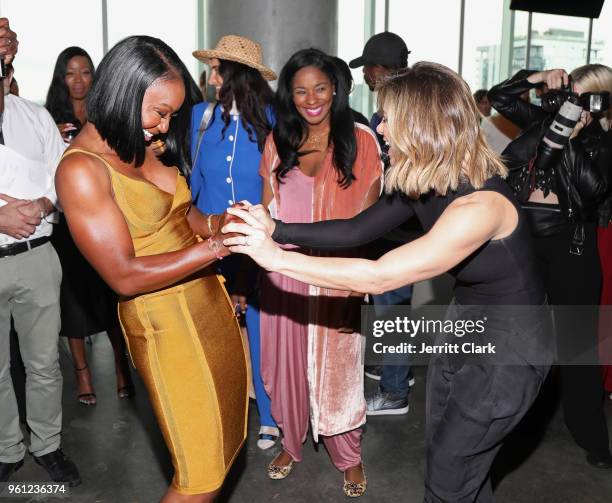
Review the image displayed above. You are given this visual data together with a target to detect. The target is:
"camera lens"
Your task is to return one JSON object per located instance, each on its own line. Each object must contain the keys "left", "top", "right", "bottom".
{"left": 541, "top": 93, "right": 557, "bottom": 113}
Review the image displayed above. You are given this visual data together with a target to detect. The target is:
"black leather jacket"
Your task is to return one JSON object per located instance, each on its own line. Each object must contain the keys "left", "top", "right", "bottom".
{"left": 488, "top": 70, "right": 612, "bottom": 227}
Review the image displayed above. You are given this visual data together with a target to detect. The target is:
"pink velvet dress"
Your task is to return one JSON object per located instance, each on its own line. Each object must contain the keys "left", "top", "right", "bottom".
{"left": 258, "top": 125, "right": 383, "bottom": 470}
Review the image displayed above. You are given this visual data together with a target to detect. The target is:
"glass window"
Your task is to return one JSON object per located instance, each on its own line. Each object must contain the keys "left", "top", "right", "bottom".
{"left": 106, "top": 0, "right": 199, "bottom": 82}
{"left": 528, "top": 13, "right": 590, "bottom": 73}
{"left": 388, "top": 0, "right": 461, "bottom": 71}
{"left": 590, "top": 1, "right": 612, "bottom": 65}
{"left": 337, "top": 0, "right": 369, "bottom": 116}
{"left": 0, "top": 0, "right": 103, "bottom": 104}
{"left": 374, "top": 0, "right": 386, "bottom": 34}
{"left": 511, "top": 10, "right": 530, "bottom": 75}
{"left": 462, "top": 0, "right": 505, "bottom": 92}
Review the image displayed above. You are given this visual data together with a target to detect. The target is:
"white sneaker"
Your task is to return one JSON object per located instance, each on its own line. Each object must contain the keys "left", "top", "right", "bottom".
{"left": 257, "top": 426, "right": 279, "bottom": 450}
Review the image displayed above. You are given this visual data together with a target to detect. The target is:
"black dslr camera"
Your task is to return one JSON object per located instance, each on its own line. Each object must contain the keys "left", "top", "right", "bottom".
{"left": 541, "top": 77, "right": 610, "bottom": 115}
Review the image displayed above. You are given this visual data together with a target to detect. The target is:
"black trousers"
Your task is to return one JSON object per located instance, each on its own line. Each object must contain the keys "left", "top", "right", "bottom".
{"left": 532, "top": 222, "right": 610, "bottom": 457}
{"left": 424, "top": 303, "right": 550, "bottom": 502}
{"left": 425, "top": 364, "right": 545, "bottom": 502}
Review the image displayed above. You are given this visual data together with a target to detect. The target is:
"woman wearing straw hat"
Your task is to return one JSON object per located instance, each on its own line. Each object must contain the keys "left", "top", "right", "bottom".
{"left": 191, "top": 35, "right": 280, "bottom": 450}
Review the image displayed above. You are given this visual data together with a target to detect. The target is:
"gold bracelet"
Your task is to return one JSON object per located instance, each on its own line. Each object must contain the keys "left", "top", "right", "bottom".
{"left": 207, "top": 214, "right": 216, "bottom": 235}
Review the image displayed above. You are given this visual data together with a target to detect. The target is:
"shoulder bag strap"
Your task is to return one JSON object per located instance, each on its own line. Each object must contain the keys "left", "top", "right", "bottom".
{"left": 193, "top": 102, "right": 216, "bottom": 164}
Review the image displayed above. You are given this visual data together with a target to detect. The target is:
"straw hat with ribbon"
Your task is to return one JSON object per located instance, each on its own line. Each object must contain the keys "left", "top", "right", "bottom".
{"left": 193, "top": 35, "right": 277, "bottom": 81}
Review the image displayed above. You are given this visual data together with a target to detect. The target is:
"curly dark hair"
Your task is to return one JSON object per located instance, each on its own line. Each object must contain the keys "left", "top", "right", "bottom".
{"left": 45, "top": 46, "right": 95, "bottom": 126}
{"left": 273, "top": 48, "right": 356, "bottom": 187}
{"left": 208, "top": 59, "right": 275, "bottom": 152}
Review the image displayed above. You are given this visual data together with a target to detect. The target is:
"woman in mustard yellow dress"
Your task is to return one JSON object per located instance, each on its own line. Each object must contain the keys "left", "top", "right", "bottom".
{"left": 55, "top": 36, "right": 248, "bottom": 503}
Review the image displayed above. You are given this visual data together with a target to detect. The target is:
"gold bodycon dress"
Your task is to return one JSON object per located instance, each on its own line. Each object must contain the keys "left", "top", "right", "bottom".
{"left": 62, "top": 149, "right": 248, "bottom": 495}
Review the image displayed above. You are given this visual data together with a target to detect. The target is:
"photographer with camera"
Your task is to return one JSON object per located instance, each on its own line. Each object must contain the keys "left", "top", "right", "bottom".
{"left": 489, "top": 65, "right": 612, "bottom": 469}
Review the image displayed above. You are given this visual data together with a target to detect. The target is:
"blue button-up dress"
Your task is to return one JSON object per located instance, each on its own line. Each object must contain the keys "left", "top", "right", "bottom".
{"left": 189, "top": 102, "right": 277, "bottom": 429}
{"left": 190, "top": 103, "right": 271, "bottom": 214}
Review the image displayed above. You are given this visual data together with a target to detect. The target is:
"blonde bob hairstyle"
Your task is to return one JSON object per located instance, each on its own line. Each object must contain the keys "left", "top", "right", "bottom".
{"left": 571, "top": 63, "right": 612, "bottom": 126}
{"left": 377, "top": 62, "right": 507, "bottom": 199}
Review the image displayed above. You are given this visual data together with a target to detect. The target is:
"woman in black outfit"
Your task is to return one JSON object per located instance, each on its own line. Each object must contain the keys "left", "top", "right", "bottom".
{"left": 223, "top": 62, "right": 553, "bottom": 502}
{"left": 46, "top": 47, "right": 133, "bottom": 405}
{"left": 488, "top": 65, "right": 612, "bottom": 469}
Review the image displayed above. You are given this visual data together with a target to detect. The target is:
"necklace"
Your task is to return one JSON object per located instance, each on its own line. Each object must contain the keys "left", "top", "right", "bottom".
{"left": 302, "top": 128, "right": 330, "bottom": 151}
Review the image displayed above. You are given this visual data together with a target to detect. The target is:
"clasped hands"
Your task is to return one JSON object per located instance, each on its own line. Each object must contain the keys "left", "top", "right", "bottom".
{"left": 209, "top": 201, "right": 281, "bottom": 270}
{"left": 0, "top": 194, "right": 50, "bottom": 240}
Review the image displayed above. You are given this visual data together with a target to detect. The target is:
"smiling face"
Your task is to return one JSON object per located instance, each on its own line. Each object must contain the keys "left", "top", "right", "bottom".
{"left": 65, "top": 55, "right": 93, "bottom": 100}
{"left": 141, "top": 75, "right": 185, "bottom": 142}
{"left": 291, "top": 65, "right": 334, "bottom": 128}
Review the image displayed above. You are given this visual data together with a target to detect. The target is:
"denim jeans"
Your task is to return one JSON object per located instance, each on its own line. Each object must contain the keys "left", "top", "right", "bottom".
{"left": 372, "top": 283, "right": 413, "bottom": 399}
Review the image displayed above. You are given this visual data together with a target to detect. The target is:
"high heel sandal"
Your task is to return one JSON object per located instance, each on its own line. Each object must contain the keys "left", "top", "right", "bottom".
{"left": 343, "top": 463, "right": 367, "bottom": 498}
{"left": 117, "top": 384, "right": 135, "bottom": 399}
{"left": 74, "top": 365, "right": 96, "bottom": 406}
{"left": 267, "top": 452, "right": 295, "bottom": 480}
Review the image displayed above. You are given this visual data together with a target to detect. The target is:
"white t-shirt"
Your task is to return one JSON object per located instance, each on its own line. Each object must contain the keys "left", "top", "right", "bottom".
{"left": 0, "top": 94, "right": 66, "bottom": 245}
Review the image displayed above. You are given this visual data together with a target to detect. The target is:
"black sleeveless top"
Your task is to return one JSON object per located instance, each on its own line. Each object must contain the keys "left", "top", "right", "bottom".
{"left": 273, "top": 175, "right": 544, "bottom": 306}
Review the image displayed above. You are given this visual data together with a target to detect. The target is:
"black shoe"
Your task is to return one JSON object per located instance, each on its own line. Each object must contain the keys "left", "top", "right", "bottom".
{"left": 0, "top": 459, "right": 24, "bottom": 482}
{"left": 33, "top": 448, "right": 81, "bottom": 487}
{"left": 586, "top": 452, "right": 612, "bottom": 469}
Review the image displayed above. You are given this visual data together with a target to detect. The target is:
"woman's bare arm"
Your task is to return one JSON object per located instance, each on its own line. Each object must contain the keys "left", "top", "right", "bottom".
{"left": 56, "top": 154, "right": 227, "bottom": 297}
{"left": 223, "top": 192, "right": 515, "bottom": 294}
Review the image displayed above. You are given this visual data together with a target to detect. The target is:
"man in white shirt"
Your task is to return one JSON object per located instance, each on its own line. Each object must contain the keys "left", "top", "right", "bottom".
{"left": 0, "top": 28, "right": 80, "bottom": 486}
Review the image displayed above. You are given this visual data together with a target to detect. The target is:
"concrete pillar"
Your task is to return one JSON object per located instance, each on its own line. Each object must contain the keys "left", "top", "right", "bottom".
{"left": 205, "top": 0, "right": 338, "bottom": 80}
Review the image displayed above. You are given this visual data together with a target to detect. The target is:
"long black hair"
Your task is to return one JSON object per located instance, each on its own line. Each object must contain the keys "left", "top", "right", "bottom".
{"left": 87, "top": 36, "right": 201, "bottom": 176}
{"left": 274, "top": 48, "right": 356, "bottom": 187}
{"left": 45, "top": 46, "right": 95, "bottom": 126}
{"left": 209, "top": 59, "right": 274, "bottom": 152}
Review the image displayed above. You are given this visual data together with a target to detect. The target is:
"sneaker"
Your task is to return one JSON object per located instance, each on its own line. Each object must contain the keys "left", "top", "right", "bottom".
{"left": 366, "top": 366, "right": 416, "bottom": 387}
{"left": 257, "top": 426, "right": 279, "bottom": 450}
{"left": 364, "top": 366, "right": 382, "bottom": 381}
{"left": 366, "top": 389, "right": 409, "bottom": 416}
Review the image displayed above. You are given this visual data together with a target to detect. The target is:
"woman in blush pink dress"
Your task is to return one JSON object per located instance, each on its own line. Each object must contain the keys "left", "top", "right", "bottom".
{"left": 258, "top": 49, "right": 382, "bottom": 498}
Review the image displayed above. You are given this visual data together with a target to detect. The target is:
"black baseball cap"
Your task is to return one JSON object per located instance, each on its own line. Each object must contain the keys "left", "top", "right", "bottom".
{"left": 349, "top": 32, "right": 410, "bottom": 69}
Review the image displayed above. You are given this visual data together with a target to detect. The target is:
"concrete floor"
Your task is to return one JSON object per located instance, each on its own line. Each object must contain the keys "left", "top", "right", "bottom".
{"left": 5, "top": 335, "right": 612, "bottom": 503}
